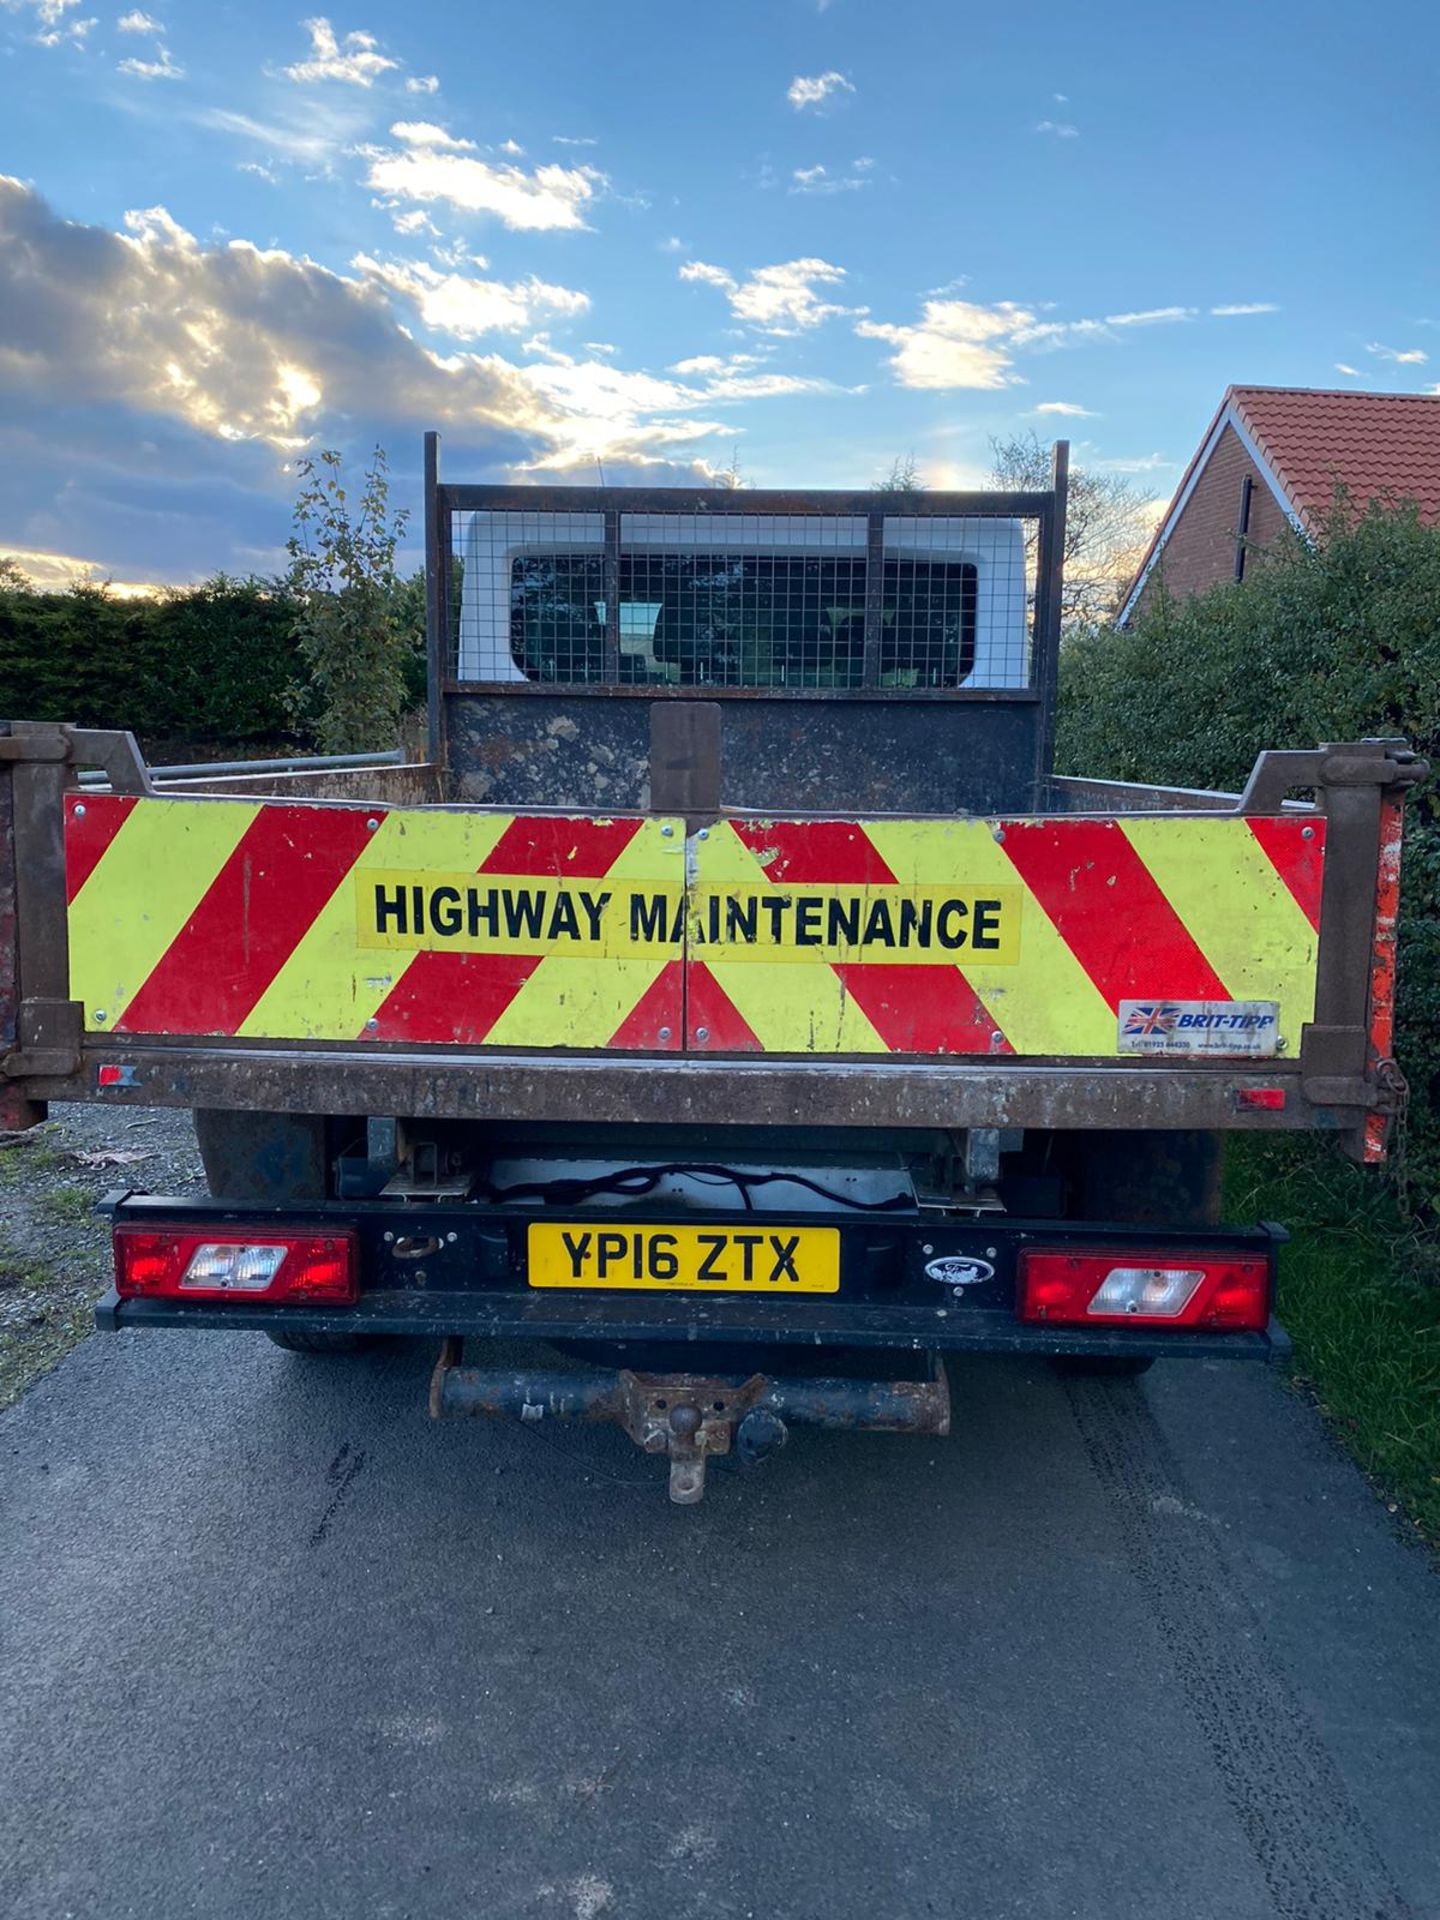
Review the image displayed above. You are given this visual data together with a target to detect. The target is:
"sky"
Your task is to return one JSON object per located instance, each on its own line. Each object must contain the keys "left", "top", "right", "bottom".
{"left": 1, "top": 0, "right": 1437, "bottom": 589}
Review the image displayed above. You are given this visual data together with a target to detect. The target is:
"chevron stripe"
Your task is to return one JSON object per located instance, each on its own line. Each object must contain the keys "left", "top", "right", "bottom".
{"left": 64, "top": 794, "right": 1326, "bottom": 1061}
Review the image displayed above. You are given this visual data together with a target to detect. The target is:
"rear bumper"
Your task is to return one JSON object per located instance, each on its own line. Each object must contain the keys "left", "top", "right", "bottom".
{"left": 96, "top": 1281, "right": 1287, "bottom": 1362}
{"left": 94, "top": 1190, "right": 1289, "bottom": 1363}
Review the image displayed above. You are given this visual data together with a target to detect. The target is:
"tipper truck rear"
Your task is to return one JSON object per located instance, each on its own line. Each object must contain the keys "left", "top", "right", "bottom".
{"left": 1, "top": 436, "right": 1425, "bottom": 1500}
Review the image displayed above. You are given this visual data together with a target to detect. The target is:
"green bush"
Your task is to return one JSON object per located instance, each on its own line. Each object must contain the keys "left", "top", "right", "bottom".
{"left": 1058, "top": 502, "right": 1440, "bottom": 1214}
{"left": 0, "top": 576, "right": 301, "bottom": 748}
{"left": 0, "top": 568, "right": 428, "bottom": 756}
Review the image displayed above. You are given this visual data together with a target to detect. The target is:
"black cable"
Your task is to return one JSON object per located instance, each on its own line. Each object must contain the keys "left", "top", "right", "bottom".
{"left": 478, "top": 1161, "right": 912, "bottom": 1213}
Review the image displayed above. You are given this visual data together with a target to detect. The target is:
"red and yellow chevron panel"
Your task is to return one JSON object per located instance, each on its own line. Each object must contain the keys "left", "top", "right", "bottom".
{"left": 66, "top": 796, "right": 686, "bottom": 1050}
{"left": 64, "top": 794, "right": 1325, "bottom": 1060}
{"left": 686, "top": 814, "right": 1324, "bottom": 1056}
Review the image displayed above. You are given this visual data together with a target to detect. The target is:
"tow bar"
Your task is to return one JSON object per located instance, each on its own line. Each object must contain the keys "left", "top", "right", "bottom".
{"left": 429, "top": 1340, "right": 951, "bottom": 1504}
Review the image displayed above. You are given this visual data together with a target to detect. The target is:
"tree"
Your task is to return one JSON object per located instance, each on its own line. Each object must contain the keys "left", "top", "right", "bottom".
{"left": 0, "top": 557, "right": 34, "bottom": 593}
{"left": 287, "top": 446, "right": 410, "bottom": 753}
{"left": 988, "top": 431, "right": 1158, "bottom": 633}
{"left": 1058, "top": 500, "right": 1440, "bottom": 1218}
{"left": 874, "top": 453, "right": 923, "bottom": 496}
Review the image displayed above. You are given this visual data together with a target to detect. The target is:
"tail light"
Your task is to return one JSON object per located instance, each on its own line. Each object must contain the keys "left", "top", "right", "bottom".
{"left": 113, "top": 1227, "right": 358, "bottom": 1304}
{"left": 1018, "top": 1248, "right": 1270, "bottom": 1331}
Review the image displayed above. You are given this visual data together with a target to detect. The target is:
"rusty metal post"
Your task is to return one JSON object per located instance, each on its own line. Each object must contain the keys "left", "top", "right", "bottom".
{"left": 0, "top": 722, "right": 42, "bottom": 1129}
{"left": 423, "top": 431, "right": 445, "bottom": 769}
{"left": 1030, "top": 440, "right": 1069, "bottom": 809}
{"left": 649, "top": 701, "right": 721, "bottom": 825}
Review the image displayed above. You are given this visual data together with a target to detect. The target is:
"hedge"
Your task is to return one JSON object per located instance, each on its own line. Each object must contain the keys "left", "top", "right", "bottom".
{"left": 1057, "top": 502, "right": 1440, "bottom": 1215}
{"left": 0, "top": 573, "right": 428, "bottom": 754}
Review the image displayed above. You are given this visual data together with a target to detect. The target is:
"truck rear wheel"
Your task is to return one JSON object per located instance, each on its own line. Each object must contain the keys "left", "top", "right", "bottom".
{"left": 1050, "top": 1354, "right": 1154, "bottom": 1379}
{"left": 266, "top": 1329, "right": 369, "bottom": 1356}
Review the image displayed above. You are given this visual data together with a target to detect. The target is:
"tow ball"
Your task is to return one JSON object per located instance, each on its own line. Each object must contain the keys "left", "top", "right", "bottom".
{"left": 429, "top": 1340, "right": 950, "bottom": 1504}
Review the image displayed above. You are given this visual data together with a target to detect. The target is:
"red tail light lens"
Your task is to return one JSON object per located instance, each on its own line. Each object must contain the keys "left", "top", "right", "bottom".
{"left": 114, "top": 1227, "right": 358, "bottom": 1304}
{"left": 1018, "top": 1248, "right": 1270, "bottom": 1331}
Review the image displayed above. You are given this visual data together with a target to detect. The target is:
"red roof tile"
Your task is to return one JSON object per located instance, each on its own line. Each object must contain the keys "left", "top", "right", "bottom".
{"left": 1230, "top": 385, "right": 1440, "bottom": 526}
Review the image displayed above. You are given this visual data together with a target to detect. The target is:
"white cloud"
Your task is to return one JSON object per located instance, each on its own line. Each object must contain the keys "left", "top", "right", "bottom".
{"left": 857, "top": 298, "right": 1036, "bottom": 389}
{"left": 1105, "top": 306, "right": 1194, "bottom": 326}
{"left": 118, "top": 41, "right": 181, "bottom": 77}
{"left": 499, "top": 138, "right": 524, "bottom": 156}
{"left": 389, "top": 120, "right": 475, "bottom": 150}
{"left": 1099, "top": 452, "right": 1170, "bottom": 473}
{"left": 10, "top": 0, "right": 97, "bottom": 47}
{"left": 659, "top": 235, "right": 687, "bottom": 253}
{"left": 365, "top": 140, "right": 604, "bottom": 231}
{"left": 405, "top": 73, "right": 438, "bottom": 93}
{"left": 1034, "top": 119, "right": 1078, "bottom": 138}
{"left": 116, "top": 8, "right": 158, "bottom": 29}
{"left": 1033, "top": 400, "right": 1096, "bottom": 416}
{"left": 1367, "top": 341, "right": 1428, "bottom": 365}
{"left": 355, "top": 253, "right": 589, "bottom": 339}
{"left": 0, "top": 174, "right": 727, "bottom": 479}
{"left": 389, "top": 207, "right": 437, "bottom": 236}
{"left": 1335, "top": 362, "right": 1360, "bottom": 377}
{"left": 553, "top": 134, "right": 598, "bottom": 147}
{"left": 283, "top": 17, "right": 396, "bottom": 86}
{"left": 199, "top": 104, "right": 357, "bottom": 168}
{"left": 680, "top": 257, "right": 857, "bottom": 334}
{"left": 1211, "top": 302, "right": 1278, "bottom": 316}
{"left": 669, "top": 354, "right": 729, "bottom": 375}
{"left": 790, "top": 162, "right": 870, "bottom": 195}
{"left": 787, "top": 70, "right": 854, "bottom": 109}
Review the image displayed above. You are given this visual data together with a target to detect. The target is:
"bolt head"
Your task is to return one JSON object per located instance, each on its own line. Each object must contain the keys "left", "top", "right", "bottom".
{"left": 660, "top": 824, "right": 674, "bottom": 837}
{"left": 74, "top": 803, "right": 87, "bottom": 818}
{"left": 993, "top": 826, "right": 1006, "bottom": 843}
{"left": 658, "top": 1025, "right": 672, "bottom": 1041}
{"left": 93, "top": 1010, "right": 107, "bottom": 1024}
{"left": 1302, "top": 825, "right": 1315, "bottom": 840}
{"left": 696, "top": 1026, "right": 710, "bottom": 1042}
{"left": 697, "top": 828, "right": 709, "bottom": 840}
{"left": 366, "top": 1016, "right": 379, "bottom": 1031}
{"left": 366, "top": 818, "right": 380, "bottom": 831}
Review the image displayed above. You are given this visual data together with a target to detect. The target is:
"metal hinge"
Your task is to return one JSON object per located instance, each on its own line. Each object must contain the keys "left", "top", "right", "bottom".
{"left": 1, "top": 1000, "right": 83, "bottom": 1081}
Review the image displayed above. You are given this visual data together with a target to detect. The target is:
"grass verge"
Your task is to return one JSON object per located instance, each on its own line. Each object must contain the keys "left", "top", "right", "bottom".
{"left": 1226, "top": 1136, "right": 1440, "bottom": 1546}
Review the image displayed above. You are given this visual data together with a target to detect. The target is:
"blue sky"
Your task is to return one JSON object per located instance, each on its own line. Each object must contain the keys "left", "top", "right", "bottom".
{"left": 1, "top": 0, "right": 1436, "bottom": 586}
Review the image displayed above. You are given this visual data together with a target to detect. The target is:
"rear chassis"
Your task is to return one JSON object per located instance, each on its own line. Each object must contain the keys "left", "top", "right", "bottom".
{"left": 97, "top": 1187, "right": 1286, "bottom": 1501}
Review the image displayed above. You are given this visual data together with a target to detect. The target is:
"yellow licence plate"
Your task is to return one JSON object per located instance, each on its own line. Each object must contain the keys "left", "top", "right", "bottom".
{"left": 526, "top": 1222, "right": 840, "bottom": 1293}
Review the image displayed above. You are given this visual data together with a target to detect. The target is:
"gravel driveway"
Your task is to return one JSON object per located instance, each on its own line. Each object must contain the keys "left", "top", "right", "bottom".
{"left": 0, "top": 1104, "right": 202, "bottom": 1409}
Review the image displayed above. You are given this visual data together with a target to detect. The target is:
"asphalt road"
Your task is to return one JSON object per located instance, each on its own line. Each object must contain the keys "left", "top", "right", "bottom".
{"left": 2, "top": 1328, "right": 1437, "bottom": 1920}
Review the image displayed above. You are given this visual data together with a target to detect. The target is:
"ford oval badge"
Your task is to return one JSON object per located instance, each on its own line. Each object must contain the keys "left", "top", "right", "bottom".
{"left": 924, "top": 1255, "right": 995, "bottom": 1287}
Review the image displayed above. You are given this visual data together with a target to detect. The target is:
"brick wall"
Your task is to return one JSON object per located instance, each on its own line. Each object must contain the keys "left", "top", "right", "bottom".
{"left": 1133, "top": 425, "right": 1292, "bottom": 616}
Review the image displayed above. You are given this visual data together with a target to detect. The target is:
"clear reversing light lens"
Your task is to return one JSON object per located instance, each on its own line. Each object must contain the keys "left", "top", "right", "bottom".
{"left": 1087, "top": 1265, "right": 1205, "bottom": 1318}
{"left": 181, "top": 1243, "right": 288, "bottom": 1291}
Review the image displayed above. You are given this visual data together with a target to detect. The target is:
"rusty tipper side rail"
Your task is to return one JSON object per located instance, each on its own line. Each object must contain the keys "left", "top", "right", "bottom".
{"left": 0, "top": 724, "right": 1425, "bottom": 1162}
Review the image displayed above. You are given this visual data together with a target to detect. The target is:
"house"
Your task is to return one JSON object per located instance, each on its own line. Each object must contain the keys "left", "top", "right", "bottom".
{"left": 1117, "top": 385, "right": 1440, "bottom": 625}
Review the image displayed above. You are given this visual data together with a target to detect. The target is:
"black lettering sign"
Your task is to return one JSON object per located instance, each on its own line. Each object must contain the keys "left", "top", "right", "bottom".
{"left": 430, "top": 885, "right": 462, "bottom": 937}
{"left": 898, "top": 898, "right": 933, "bottom": 948}
{"left": 768, "top": 1233, "right": 802, "bottom": 1283}
{"left": 630, "top": 892, "right": 670, "bottom": 942}
{"left": 936, "top": 900, "right": 970, "bottom": 949}
{"left": 697, "top": 1233, "right": 728, "bottom": 1281}
{"left": 972, "top": 899, "right": 1003, "bottom": 950}
{"left": 374, "top": 884, "right": 407, "bottom": 935}
{"left": 795, "top": 897, "right": 823, "bottom": 946}
{"left": 561, "top": 1230, "right": 591, "bottom": 1278}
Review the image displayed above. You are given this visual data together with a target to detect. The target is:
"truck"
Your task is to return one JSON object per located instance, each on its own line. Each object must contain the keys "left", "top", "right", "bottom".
{"left": 0, "top": 436, "right": 1426, "bottom": 1500}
